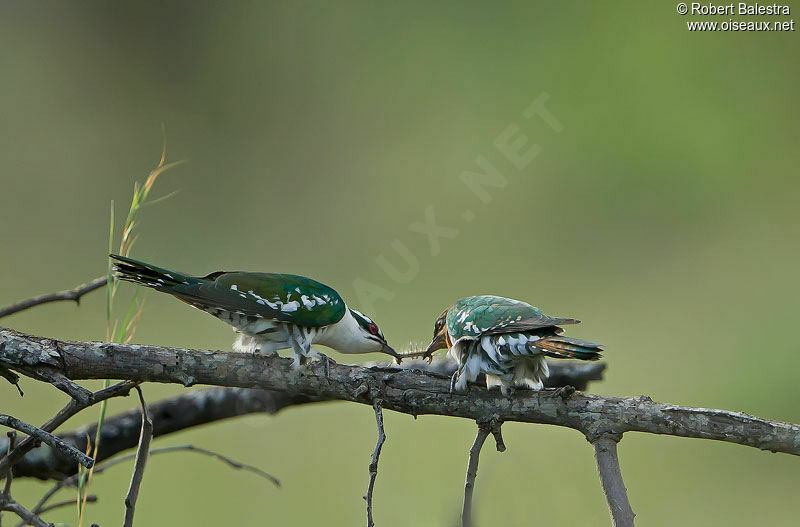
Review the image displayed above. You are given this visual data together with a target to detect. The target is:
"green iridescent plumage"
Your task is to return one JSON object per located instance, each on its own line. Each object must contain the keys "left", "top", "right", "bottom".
{"left": 445, "top": 295, "right": 578, "bottom": 340}
{"left": 109, "top": 254, "right": 399, "bottom": 365}
{"left": 425, "top": 294, "right": 603, "bottom": 393}
{"left": 111, "top": 254, "right": 345, "bottom": 327}
{"left": 183, "top": 272, "right": 345, "bottom": 327}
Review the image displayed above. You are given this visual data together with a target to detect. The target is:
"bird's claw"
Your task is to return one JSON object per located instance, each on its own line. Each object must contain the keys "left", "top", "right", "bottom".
{"left": 314, "top": 351, "right": 336, "bottom": 377}
{"left": 554, "top": 385, "right": 576, "bottom": 399}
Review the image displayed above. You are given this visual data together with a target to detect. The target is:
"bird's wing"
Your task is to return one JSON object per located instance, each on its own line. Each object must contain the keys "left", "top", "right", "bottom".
{"left": 481, "top": 313, "right": 580, "bottom": 336}
{"left": 447, "top": 295, "right": 579, "bottom": 339}
{"left": 170, "top": 272, "right": 347, "bottom": 328}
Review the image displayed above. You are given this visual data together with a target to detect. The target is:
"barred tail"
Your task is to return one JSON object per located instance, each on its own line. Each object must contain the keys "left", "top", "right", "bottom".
{"left": 110, "top": 254, "right": 194, "bottom": 290}
{"left": 534, "top": 336, "right": 603, "bottom": 361}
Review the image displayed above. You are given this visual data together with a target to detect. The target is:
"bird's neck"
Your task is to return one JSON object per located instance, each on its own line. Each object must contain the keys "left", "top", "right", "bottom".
{"left": 313, "top": 308, "right": 365, "bottom": 353}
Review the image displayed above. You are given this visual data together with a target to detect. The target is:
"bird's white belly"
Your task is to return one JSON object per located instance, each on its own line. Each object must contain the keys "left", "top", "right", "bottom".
{"left": 450, "top": 332, "right": 549, "bottom": 393}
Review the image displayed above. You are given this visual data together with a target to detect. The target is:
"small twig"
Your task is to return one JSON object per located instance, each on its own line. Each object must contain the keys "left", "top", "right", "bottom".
{"left": 3, "top": 431, "right": 16, "bottom": 497}
{"left": 0, "top": 277, "right": 106, "bottom": 319}
{"left": 363, "top": 400, "right": 385, "bottom": 527}
{"left": 97, "top": 445, "right": 280, "bottom": 486}
{"left": 487, "top": 419, "right": 506, "bottom": 453}
{"left": 0, "top": 366, "right": 22, "bottom": 396}
{"left": 32, "top": 369, "right": 93, "bottom": 405}
{"left": 462, "top": 426, "right": 490, "bottom": 527}
{"left": 17, "top": 495, "right": 98, "bottom": 526}
{"left": 0, "top": 415, "right": 93, "bottom": 469}
{"left": 9, "top": 364, "right": 92, "bottom": 405}
{"left": 0, "top": 381, "right": 135, "bottom": 475}
{"left": 7, "top": 387, "right": 304, "bottom": 481}
{"left": 1, "top": 500, "right": 49, "bottom": 527}
{"left": 154, "top": 445, "right": 281, "bottom": 487}
{"left": 33, "top": 444, "right": 279, "bottom": 514}
{"left": 123, "top": 386, "right": 153, "bottom": 527}
{"left": 592, "top": 435, "right": 635, "bottom": 527}
{"left": 31, "top": 484, "right": 68, "bottom": 517}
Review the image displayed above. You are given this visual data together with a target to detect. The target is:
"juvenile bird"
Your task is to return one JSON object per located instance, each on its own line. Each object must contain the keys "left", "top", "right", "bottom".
{"left": 422, "top": 295, "right": 603, "bottom": 394}
{"left": 110, "top": 254, "right": 399, "bottom": 367}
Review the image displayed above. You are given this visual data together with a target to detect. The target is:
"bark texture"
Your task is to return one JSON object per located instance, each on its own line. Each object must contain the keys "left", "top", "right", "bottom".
{"left": 2, "top": 327, "right": 799, "bottom": 460}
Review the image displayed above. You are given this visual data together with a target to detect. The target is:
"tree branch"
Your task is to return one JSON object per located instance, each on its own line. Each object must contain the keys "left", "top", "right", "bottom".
{"left": 123, "top": 386, "right": 152, "bottom": 527}
{"left": 0, "top": 381, "right": 136, "bottom": 477}
{"left": 34, "top": 494, "right": 97, "bottom": 516}
{"left": 0, "top": 500, "right": 49, "bottom": 527}
{"left": 2, "top": 365, "right": 599, "bottom": 482}
{"left": 0, "top": 366, "right": 22, "bottom": 396}
{"left": 462, "top": 426, "right": 489, "bottom": 527}
{"left": 31, "top": 444, "right": 279, "bottom": 517}
{"left": 0, "top": 277, "right": 107, "bottom": 319}
{"left": 363, "top": 400, "right": 385, "bottom": 527}
{"left": 592, "top": 435, "right": 635, "bottom": 527}
{"left": 0, "top": 415, "right": 93, "bottom": 469}
{"left": 16, "top": 496, "right": 98, "bottom": 526}
{"left": 3, "top": 431, "right": 16, "bottom": 497}
{"left": 2, "top": 327, "right": 799, "bottom": 458}
{"left": 3, "top": 387, "right": 315, "bottom": 480}
{"left": 24, "top": 369, "right": 93, "bottom": 406}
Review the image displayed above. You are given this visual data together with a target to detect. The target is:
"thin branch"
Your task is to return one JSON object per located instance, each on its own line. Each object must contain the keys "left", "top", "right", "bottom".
{"left": 123, "top": 386, "right": 153, "bottom": 527}
{"left": 4, "top": 373, "right": 598, "bottom": 482}
{"left": 5, "top": 387, "right": 312, "bottom": 480}
{"left": 141, "top": 445, "right": 280, "bottom": 487}
{"left": 592, "top": 435, "right": 635, "bottom": 527}
{"left": 363, "top": 400, "right": 385, "bottom": 527}
{"left": 1, "top": 500, "right": 49, "bottom": 527}
{"left": 0, "top": 277, "right": 106, "bottom": 319}
{"left": 3, "top": 431, "right": 16, "bottom": 497}
{"left": 0, "top": 415, "right": 93, "bottom": 469}
{"left": 26, "top": 369, "right": 93, "bottom": 406}
{"left": 2, "top": 327, "right": 799, "bottom": 457}
{"left": 486, "top": 419, "right": 506, "bottom": 453}
{"left": 33, "top": 444, "right": 279, "bottom": 515}
{"left": 17, "top": 495, "right": 98, "bottom": 526}
{"left": 0, "top": 381, "right": 135, "bottom": 476}
{"left": 0, "top": 366, "right": 22, "bottom": 396}
{"left": 462, "top": 426, "right": 490, "bottom": 527}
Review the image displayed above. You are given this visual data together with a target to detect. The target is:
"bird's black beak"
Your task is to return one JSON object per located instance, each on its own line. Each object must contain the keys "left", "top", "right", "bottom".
{"left": 422, "top": 333, "right": 447, "bottom": 363}
{"left": 381, "top": 341, "right": 402, "bottom": 365}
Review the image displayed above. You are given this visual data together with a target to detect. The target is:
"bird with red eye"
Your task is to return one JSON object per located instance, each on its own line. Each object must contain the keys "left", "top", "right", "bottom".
{"left": 349, "top": 308, "right": 397, "bottom": 363}
{"left": 109, "top": 254, "right": 401, "bottom": 367}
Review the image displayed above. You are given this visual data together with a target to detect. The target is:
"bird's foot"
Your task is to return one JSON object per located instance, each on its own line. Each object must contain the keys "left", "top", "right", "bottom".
{"left": 313, "top": 351, "right": 337, "bottom": 377}
{"left": 553, "top": 385, "right": 576, "bottom": 399}
{"left": 291, "top": 352, "right": 316, "bottom": 373}
{"left": 449, "top": 371, "right": 459, "bottom": 394}
{"left": 253, "top": 347, "right": 278, "bottom": 358}
{"left": 500, "top": 386, "right": 515, "bottom": 397}
{"left": 291, "top": 357, "right": 303, "bottom": 372}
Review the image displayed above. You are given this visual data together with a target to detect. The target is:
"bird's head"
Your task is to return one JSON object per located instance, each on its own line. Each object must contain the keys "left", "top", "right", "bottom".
{"left": 349, "top": 308, "right": 401, "bottom": 363}
{"left": 422, "top": 307, "right": 451, "bottom": 362}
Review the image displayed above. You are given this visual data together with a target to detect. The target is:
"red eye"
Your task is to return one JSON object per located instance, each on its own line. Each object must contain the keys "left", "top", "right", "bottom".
{"left": 368, "top": 323, "right": 380, "bottom": 336}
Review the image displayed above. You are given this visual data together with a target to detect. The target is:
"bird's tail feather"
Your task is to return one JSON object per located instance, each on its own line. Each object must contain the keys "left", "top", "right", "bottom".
{"left": 110, "top": 254, "right": 195, "bottom": 290}
{"left": 534, "top": 336, "right": 603, "bottom": 361}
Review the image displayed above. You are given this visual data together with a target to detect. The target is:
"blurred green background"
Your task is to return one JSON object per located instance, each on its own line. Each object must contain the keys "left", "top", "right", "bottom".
{"left": 1, "top": 2, "right": 799, "bottom": 525}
